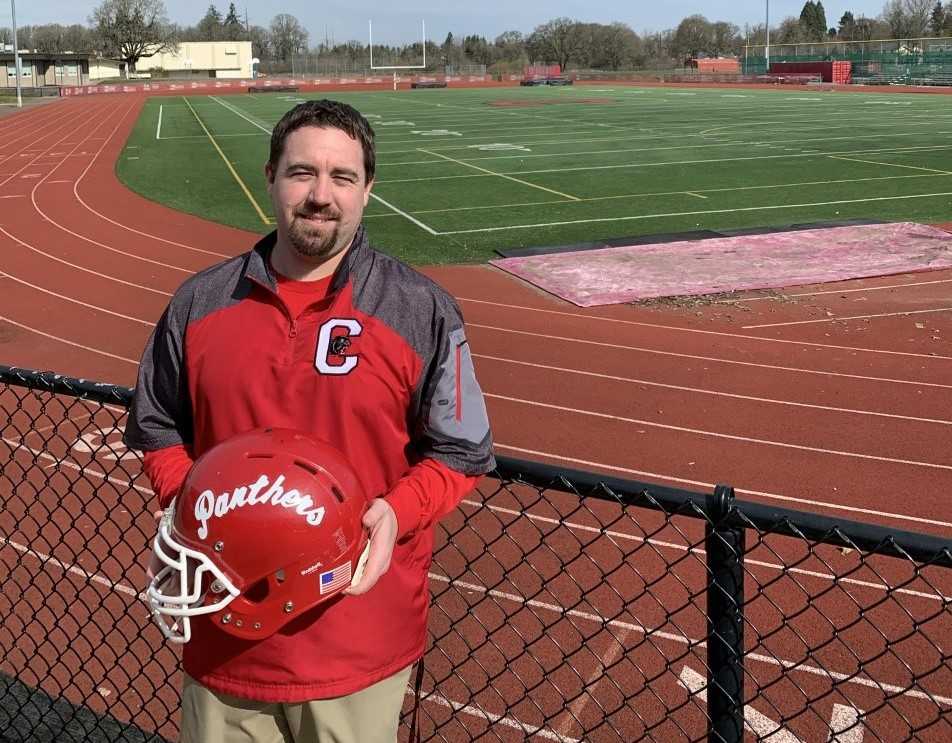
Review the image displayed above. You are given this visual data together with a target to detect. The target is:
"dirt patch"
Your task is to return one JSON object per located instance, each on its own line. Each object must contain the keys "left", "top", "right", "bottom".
{"left": 488, "top": 97, "right": 614, "bottom": 107}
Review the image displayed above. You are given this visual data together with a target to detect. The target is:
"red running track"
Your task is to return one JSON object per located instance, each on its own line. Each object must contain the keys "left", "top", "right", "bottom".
{"left": 1, "top": 95, "right": 949, "bottom": 535}
{"left": 0, "top": 95, "right": 950, "bottom": 740}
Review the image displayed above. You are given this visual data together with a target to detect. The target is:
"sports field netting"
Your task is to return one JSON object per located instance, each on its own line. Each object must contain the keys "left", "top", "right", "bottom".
{"left": 118, "top": 85, "right": 952, "bottom": 265}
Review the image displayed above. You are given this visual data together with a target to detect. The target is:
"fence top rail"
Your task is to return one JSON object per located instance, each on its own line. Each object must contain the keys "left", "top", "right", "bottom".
{"left": 0, "top": 364, "right": 134, "bottom": 406}
{"left": 4, "top": 363, "right": 949, "bottom": 567}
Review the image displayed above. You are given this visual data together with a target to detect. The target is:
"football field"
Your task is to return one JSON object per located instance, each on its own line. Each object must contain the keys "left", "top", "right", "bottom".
{"left": 118, "top": 84, "right": 952, "bottom": 263}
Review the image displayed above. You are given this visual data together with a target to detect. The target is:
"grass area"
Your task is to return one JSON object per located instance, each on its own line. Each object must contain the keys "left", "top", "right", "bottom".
{"left": 116, "top": 85, "right": 952, "bottom": 264}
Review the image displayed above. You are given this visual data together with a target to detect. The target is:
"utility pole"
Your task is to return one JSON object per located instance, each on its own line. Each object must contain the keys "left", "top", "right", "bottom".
{"left": 765, "top": 0, "right": 771, "bottom": 71}
{"left": 11, "top": 0, "right": 22, "bottom": 108}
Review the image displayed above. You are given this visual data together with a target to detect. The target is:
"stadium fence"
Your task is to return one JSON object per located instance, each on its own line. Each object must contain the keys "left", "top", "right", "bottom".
{"left": 1, "top": 365, "right": 949, "bottom": 742}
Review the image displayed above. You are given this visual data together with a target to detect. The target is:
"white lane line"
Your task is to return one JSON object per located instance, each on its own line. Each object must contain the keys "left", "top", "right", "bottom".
{"left": 469, "top": 323, "right": 952, "bottom": 388}
{"left": 419, "top": 147, "right": 582, "bottom": 201}
{"left": 459, "top": 497, "right": 948, "bottom": 601}
{"left": 156, "top": 104, "right": 163, "bottom": 140}
{"left": 71, "top": 104, "right": 231, "bottom": 259}
{"left": 0, "top": 270, "right": 153, "bottom": 326}
{"left": 437, "top": 190, "right": 952, "bottom": 235}
{"left": 474, "top": 354, "right": 952, "bottom": 426}
{"left": 430, "top": 573, "right": 952, "bottom": 707}
{"left": 368, "top": 192, "right": 438, "bottom": 234}
{"left": 488, "top": 393, "right": 952, "bottom": 471}
{"left": 459, "top": 297, "right": 952, "bottom": 360}
{"left": 0, "top": 225, "right": 172, "bottom": 297}
{"left": 745, "top": 306, "right": 952, "bottom": 329}
{"left": 0, "top": 194, "right": 24, "bottom": 199}
{"left": 734, "top": 276, "right": 952, "bottom": 301}
{"left": 0, "top": 315, "right": 138, "bottom": 365}
{"left": 492, "top": 443, "right": 952, "bottom": 529}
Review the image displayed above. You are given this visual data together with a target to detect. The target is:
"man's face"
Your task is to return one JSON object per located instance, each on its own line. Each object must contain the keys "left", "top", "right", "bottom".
{"left": 266, "top": 126, "right": 373, "bottom": 264}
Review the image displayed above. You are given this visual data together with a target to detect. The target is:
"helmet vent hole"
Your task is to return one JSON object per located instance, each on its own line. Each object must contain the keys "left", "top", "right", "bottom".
{"left": 294, "top": 460, "right": 319, "bottom": 475}
{"left": 331, "top": 486, "right": 345, "bottom": 503}
{"left": 246, "top": 452, "right": 275, "bottom": 460}
{"left": 245, "top": 578, "right": 270, "bottom": 604}
{"left": 274, "top": 569, "right": 286, "bottom": 584}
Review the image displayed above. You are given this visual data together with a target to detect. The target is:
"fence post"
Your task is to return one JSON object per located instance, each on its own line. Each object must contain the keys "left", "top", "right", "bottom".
{"left": 706, "top": 484, "right": 744, "bottom": 743}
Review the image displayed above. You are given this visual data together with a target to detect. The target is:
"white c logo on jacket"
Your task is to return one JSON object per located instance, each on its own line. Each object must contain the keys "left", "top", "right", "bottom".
{"left": 315, "top": 318, "right": 362, "bottom": 375}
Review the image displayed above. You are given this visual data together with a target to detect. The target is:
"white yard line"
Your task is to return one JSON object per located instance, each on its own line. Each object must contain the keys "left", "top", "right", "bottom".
{"left": 436, "top": 190, "right": 952, "bottom": 235}
{"left": 418, "top": 147, "right": 581, "bottom": 201}
{"left": 745, "top": 306, "right": 952, "bottom": 329}
{"left": 368, "top": 192, "right": 438, "bottom": 234}
{"left": 155, "top": 104, "right": 163, "bottom": 140}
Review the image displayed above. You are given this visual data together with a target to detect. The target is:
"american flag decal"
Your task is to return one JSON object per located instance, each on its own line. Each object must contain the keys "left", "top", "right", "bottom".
{"left": 319, "top": 562, "right": 352, "bottom": 595}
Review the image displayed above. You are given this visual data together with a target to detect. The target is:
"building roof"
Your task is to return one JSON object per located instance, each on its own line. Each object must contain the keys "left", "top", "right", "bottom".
{"left": 0, "top": 52, "right": 97, "bottom": 62}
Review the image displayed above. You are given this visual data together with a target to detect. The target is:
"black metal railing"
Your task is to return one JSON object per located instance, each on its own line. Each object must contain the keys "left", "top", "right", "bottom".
{"left": 2, "top": 365, "right": 950, "bottom": 742}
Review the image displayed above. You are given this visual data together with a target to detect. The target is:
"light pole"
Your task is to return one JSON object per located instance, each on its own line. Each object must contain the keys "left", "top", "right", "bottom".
{"left": 11, "top": 0, "right": 23, "bottom": 107}
{"left": 765, "top": 0, "right": 771, "bottom": 72}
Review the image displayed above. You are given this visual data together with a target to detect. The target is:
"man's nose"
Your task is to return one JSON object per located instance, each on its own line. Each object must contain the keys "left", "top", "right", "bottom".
{"left": 308, "top": 174, "right": 333, "bottom": 205}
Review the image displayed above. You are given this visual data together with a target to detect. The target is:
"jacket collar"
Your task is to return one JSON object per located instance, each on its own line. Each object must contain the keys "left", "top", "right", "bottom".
{"left": 243, "top": 225, "right": 369, "bottom": 294}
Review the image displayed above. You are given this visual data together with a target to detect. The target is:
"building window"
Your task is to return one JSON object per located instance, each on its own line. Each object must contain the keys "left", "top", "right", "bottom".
{"left": 65, "top": 64, "right": 78, "bottom": 75}
{"left": 21, "top": 63, "right": 32, "bottom": 77}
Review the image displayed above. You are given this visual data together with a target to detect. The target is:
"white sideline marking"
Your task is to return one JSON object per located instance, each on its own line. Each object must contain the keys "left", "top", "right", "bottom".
{"left": 829, "top": 154, "right": 952, "bottom": 176}
{"left": 156, "top": 104, "right": 163, "bottom": 140}
{"left": 487, "top": 393, "right": 952, "bottom": 471}
{"left": 418, "top": 147, "right": 581, "bottom": 201}
{"left": 745, "top": 306, "right": 952, "bottom": 329}
{"left": 437, "top": 190, "right": 952, "bottom": 235}
{"left": 493, "top": 443, "right": 952, "bottom": 529}
{"left": 209, "top": 95, "right": 273, "bottom": 134}
{"left": 474, "top": 354, "right": 952, "bottom": 426}
{"left": 458, "top": 297, "right": 952, "bottom": 360}
{"left": 368, "top": 193, "right": 438, "bottom": 234}
{"left": 684, "top": 191, "right": 707, "bottom": 199}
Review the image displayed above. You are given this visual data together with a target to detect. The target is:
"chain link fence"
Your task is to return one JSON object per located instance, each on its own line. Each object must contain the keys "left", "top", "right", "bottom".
{"left": 1, "top": 365, "right": 950, "bottom": 742}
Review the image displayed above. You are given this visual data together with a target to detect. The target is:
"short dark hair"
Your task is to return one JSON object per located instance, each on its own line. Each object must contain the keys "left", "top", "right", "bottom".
{"left": 268, "top": 99, "right": 376, "bottom": 182}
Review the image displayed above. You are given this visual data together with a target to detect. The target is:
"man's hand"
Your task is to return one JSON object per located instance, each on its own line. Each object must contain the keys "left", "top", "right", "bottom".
{"left": 345, "top": 499, "right": 398, "bottom": 596}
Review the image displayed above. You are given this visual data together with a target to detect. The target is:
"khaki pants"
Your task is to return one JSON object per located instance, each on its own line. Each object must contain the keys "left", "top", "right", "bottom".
{"left": 180, "top": 666, "right": 413, "bottom": 743}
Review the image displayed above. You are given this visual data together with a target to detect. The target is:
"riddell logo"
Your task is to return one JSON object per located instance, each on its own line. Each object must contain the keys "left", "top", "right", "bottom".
{"left": 193, "top": 474, "right": 326, "bottom": 539}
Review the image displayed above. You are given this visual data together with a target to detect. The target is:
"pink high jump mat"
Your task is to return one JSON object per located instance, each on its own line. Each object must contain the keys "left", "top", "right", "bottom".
{"left": 489, "top": 222, "right": 952, "bottom": 307}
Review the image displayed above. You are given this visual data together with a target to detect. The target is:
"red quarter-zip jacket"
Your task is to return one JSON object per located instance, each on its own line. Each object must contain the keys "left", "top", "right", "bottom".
{"left": 124, "top": 227, "right": 495, "bottom": 702}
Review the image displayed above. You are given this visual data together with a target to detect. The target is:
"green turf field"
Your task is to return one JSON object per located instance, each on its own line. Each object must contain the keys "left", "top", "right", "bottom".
{"left": 116, "top": 85, "right": 952, "bottom": 264}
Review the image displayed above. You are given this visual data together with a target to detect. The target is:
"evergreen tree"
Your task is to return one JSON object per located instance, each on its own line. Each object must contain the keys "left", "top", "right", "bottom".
{"left": 931, "top": 1, "right": 946, "bottom": 34}
{"left": 196, "top": 4, "right": 223, "bottom": 41}
{"left": 223, "top": 3, "right": 243, "bottom": 39}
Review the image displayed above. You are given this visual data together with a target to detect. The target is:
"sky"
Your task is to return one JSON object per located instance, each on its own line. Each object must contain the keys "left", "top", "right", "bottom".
{"left": 6, "top": 1, "right": 893, "bottom": 44}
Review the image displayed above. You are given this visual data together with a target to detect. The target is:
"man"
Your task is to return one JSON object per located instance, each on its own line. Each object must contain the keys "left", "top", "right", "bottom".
{"left": 124, "top": 99, "right": 495, "bottom": 742}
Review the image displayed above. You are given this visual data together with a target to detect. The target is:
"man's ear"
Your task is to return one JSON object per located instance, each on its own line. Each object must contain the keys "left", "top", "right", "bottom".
{"left": 265, "top": 161, "right": 274, "bottom": 184}
{"left": 363, "top": 177, "right": 374, "bottom": 207}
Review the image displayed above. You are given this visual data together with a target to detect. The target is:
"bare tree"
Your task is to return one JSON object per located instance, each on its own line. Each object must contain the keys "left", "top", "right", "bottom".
{"left": 90, "top": 0, "right": 177, "bottom": 74}
{"left": 672, "top": 15, "right": 713, "bottom": 60}
{"left": 269, "top": 14, "right": 308, "bottom": 62}
{"left": 526, "top": 17, "right": 585, "bottom": 70}
{"left": 882, "top": 0, "right": 934, "bottom": 37}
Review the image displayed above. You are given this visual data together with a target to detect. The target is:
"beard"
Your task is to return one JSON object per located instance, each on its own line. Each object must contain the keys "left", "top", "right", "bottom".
{"left": 287, "top": 207, "right": 347, "bottom": 261}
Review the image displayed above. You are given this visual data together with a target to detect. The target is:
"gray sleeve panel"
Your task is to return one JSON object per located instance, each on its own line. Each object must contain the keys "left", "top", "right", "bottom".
{"left": 421, "top": 325, "right": 496, "bottom": 475}
{"left": 123, "top": 252, "right": 255, "bottom": 452}
{"left": 350, "top": 249, "right": 495, "bottom": 475}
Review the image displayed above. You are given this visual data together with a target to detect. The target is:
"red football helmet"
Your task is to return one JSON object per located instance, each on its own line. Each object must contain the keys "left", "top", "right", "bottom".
{"left": 147, "top": 428, "right": 369, "bottom": 643}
